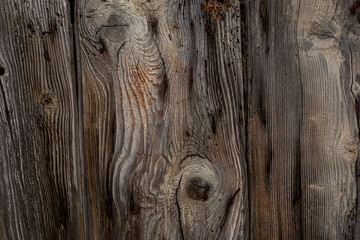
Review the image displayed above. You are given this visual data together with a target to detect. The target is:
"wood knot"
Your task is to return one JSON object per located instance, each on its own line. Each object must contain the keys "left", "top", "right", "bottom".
{"left": 40, "top": 93, "right": 55, "bottom": 105}
{"left": 178, "top": 156, "right": 218, "bottom": 202}
{"left": 40, "top": 93, "right": 57, "bottom": 111}
{"left": 338, "top": 137, "right": 359, "bottom": 164}
{"left": 185, "top": 177, "right": 211, "bottom": 201}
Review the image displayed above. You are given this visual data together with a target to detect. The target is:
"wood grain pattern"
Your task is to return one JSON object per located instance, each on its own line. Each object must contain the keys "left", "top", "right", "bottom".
{"left": 0, "top": 0, "right": 84, "bottom": 239}
{"left": 298, "top": 1, "right": 358, "bottom": 238}
{"left": 3, "top": 0, "right": 360, "bottom": 239}
{"left": 79, "top": 0, "right": 246, "bottom": 238}
{"left": 247, "top": 0, "right": 303, "bottom": 238}
{"left": 247, "top": 0, "right": 360, "bottom": 239}
{"left": 351, "top": 2, "right": 360, "bottom": 237}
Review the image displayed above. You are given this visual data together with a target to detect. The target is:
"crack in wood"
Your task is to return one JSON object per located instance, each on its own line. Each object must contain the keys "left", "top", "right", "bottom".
{"left": 219, "top": 188, "right": 241, "bottom": 233}
{"left": 175, "top": 175, "right": 185, "bottom": 240}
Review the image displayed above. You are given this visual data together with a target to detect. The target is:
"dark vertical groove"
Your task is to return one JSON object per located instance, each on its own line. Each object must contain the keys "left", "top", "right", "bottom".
{"left": 350, "top": 46, "right": 360, "bottom": 239}
{"left": 295, "top": 1, "right": 303, "bottom": 238}
{"left": 69, "top": 0, "right": 75, "bottom": 24}
{"left": 240, "top": 0, "right": 250, "bottom": 238}
{"left": 176, "top": 175, "right": 184, "bottom": 240}
{"left": 355, "top": 91, "right": 360, "bottom": 238}
{"left": 265, "top": 140, "right": 272, "bottom": 187}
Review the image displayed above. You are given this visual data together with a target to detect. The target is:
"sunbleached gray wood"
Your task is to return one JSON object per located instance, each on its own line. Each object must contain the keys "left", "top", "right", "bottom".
{"left": 298, "top": 1, "right": 359, "bottom": 238}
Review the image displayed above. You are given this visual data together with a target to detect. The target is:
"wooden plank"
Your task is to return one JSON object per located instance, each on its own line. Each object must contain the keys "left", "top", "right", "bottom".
{"left": 298, "top": 1, "right": 358, "bottom": 238}
{"left": 247, "top": 0, "right": 359, "bottom": 239}
{"left": 247, "top": 0, "right": 303, "bottom": 239}
{"left": 0, "top": 0, "right": 84, "bottom": 239}
{"left": 78, "top": 0, "right": 247, "bottom": 238}
{"left": 351, "top": 3, "right": 360, "bottom": 237}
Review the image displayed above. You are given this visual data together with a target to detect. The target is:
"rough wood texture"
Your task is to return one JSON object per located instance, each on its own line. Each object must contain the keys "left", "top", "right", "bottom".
{"left": 298, "top": 1, "right": 359, "bottom": 238}
{"left": 352, "top": 2, "right": 360, "bottom": 237}
{"left": 247, "top": 0, "right": 360, "bottom": 239}
{"left": 0, "top": 0, "right": 84, "bottom": 239}
{"left": 79, "top": 0, "right": 246, "bottom": 239}
{"left": 3, "top": 0, "right": 360, "bottom": 239}
{"left": 247, "top": 0, "right": 303, "bottom": 238}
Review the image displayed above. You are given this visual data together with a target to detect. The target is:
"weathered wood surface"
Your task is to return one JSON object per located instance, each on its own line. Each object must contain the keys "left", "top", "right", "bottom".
{"left": 247, "top": 0, "right": 303, "bottom": 238}
{"left": 0, "top": 0, "right": 84, "bottom": 239}
{"left": 247, "top": 0, "right": 360, "bottom": 239}
{"left": 2, "top": 0, "right": 360, "bottom": 239}
{"left": 79, "top": 0, "right": 246, "bottom": 238}
{"left": 352, "top": 3, "right": 360, "bottom": 237}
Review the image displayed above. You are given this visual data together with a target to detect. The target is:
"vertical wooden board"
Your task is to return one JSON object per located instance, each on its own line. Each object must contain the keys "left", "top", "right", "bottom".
{"left": 0, "top": 0, "right": 84, "bottom": 239}
{"left": 351, "top": 3, "right": 360, "bottom": 237}
{"left": 297, "top": 0, "right": 358, "bottom": 238}
{"left": 79, "top": 0, "right": 246, "bottom": 238}
{"left": 248, "top": 0, "right": 360, "bottom": 239}
{"left": 247, "top": 0, "right": 303, "bottom": 239}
